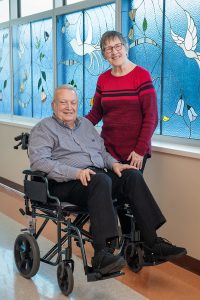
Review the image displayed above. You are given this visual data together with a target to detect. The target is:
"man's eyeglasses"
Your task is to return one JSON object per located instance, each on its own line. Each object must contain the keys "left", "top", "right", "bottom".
{"left": 103, "top": 42, "right": 124, "bottom": 54}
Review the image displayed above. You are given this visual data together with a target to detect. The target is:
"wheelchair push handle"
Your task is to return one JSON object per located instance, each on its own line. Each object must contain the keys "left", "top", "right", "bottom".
{"left": 14, "top": 132, "right": 29, "bottom": 150}
{"left": 14, "top": 133, "right": 23, "bottom": 141}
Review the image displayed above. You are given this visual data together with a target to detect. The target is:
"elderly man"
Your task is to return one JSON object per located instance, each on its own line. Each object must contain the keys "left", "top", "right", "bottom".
{"left": 29, "top": 85, "right": 186, "bottom": 274}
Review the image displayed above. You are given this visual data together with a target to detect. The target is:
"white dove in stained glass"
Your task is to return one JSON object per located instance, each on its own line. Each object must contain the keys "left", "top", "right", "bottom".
{"left": 69, "top": 14, "right": 103, "bottom": 73}
{"left": 171, "top": 11, "right": 200, "bottom": 68}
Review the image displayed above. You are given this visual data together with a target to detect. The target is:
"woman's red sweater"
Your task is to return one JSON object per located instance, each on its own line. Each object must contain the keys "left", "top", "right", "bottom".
{"left": 86, "top": 66, "right": 158, "bottom": 161}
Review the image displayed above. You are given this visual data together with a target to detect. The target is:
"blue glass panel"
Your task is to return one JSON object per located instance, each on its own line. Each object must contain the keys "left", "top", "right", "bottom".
{"left": 32, "top": 18, "right": 53, "bottom": 118}
{"left": 13, "top": 18, "right": 53, "bottom": 118}
{"left": 162, "top": 1, "right": 200, "bottom": 139}
{"left": 126, "top": 0, "right": 200, "bottom": 139}
{"left": 57, "top": 3, "right": 115, "bottom": 117}
{"left": 13, "top": 23, "right": 32, "bottom": 117}
{"left": 84, "top": 4, "right": 115, "bottom": 115}
{"left": 57, "top": 11, "right": 84, "bottom": 117}
{"left": 0, "top": 28, "right": 11, "bottom": 113}
{"left": 125, "top": 0, "right": 163, "bottom": 135}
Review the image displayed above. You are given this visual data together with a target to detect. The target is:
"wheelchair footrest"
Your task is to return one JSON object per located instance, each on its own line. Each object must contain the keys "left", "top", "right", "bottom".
{"left": 87, "top": 269, "right": 125, "bottom": 282}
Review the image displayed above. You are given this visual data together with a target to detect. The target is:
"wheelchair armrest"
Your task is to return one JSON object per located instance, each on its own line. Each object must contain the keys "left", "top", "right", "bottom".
{"left": 23, "top": 169, "right": 47, "bottom": 177}
{"left": 23, "top": 169, "right": 60, "bottom": 206}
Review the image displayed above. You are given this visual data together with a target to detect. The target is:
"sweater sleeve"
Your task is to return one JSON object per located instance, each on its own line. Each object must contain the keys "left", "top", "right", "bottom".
{"left": 134, "top": 73, "right": 158, "bottom": 156}
{"left": 85, "top": 76, "right": 103, "bottom": 125}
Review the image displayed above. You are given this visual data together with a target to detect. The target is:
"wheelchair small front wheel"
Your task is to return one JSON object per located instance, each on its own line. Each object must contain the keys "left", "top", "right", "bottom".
{"left": 14, "top": 232, "right": 40, "bottom": 278}
{"left": 57, "top": 261, "right": 74, "bottom": 296}
{"left": 124, "top": 243, "right": 143, "bottom": 273}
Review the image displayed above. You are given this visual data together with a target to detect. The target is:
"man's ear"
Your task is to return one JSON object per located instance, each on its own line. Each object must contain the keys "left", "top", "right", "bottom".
{"left": 51, "top": 101, "right": 55, "bottom": 111}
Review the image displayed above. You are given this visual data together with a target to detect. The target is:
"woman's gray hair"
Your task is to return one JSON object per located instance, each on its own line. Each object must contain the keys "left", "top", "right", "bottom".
{"left": 53, "top": 84, "right": 78, "bottom": 102}
{"left": 100, "top": 30, "right": 128, "bottom": 57}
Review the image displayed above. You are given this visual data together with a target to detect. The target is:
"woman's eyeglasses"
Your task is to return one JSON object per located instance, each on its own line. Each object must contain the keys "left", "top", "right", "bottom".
{"left": 103, "top": 42, "right": 124, "bottom": 54}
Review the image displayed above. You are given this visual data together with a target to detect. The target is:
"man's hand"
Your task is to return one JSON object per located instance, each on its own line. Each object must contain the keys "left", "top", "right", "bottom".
{"left": 112, "top": 162, "right": 137, "bottom": 177}
{"left": 76, "top": 168, "right": 96, "bottom": 186}
{"left": 127, "top": 151, "right": 144, "bottom": 170}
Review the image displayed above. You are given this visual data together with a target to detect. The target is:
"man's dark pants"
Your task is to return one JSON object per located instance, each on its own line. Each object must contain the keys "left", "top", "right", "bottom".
{"left": 49, "top": 168, "right": 166, "bottom": 250}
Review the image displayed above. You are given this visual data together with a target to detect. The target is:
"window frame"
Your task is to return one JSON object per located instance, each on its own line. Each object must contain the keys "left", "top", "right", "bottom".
{"left": 0, "top": 0, "right": 116, "bottom": 116}
{"left": 0, "top": 0, "right": 200, "bottom": 157}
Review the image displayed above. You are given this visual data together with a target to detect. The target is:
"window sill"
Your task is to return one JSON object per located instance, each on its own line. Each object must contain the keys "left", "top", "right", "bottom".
{"left": 96, "top": 127, "right": 200, "bottom": 160}
{"left": 0, "top": 114, "right": 39, "bottom": 129}
{"left": 152, "top": 135, "right": 200, "bottom": 159}
{"left": 0, "top": 115, "right": 199, "bottom": 160}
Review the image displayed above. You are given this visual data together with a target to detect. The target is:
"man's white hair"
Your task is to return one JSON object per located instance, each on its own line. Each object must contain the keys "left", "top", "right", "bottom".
{"left": 53, "top": 84, "right": 78, "bottom": 102}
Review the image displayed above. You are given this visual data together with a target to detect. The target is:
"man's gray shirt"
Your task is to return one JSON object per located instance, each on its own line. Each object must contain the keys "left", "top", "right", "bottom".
{"left": 29, "top": 116, "right": 118, "bottom": 182}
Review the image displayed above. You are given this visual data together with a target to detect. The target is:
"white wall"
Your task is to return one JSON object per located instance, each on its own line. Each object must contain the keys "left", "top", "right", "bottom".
{"left": 144, "top": 152, "right": 200, "bottom": 260}
{"left": 0, "top": 123, "right": 30, "bottom": 184}
{"left": 0, "top": 122, "right": 199, "bottom": 260}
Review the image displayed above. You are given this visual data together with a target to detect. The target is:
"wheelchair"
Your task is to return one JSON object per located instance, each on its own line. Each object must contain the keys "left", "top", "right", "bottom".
{"left": 13, "top": 132, "right": 164, "bottom": 296}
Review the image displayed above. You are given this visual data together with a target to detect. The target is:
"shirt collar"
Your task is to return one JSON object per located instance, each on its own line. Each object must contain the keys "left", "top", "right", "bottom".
{"left": 52, "top": 113, "right": 81, "bottom": 129}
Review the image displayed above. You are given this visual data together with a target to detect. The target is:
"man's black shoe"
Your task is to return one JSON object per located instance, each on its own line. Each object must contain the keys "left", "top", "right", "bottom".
{"left": 92, "top": 247, "right": 126, "bottom": 274}
{"left": 144, "top": 237, "right": 187, "bottom": 261}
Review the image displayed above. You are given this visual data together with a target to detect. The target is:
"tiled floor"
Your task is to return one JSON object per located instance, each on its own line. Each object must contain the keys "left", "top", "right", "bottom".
{"left": 0, "top": 185, "right": 200, "bottom": 300}
{"left": 0, "top": 212, "right": 147, "bottom": 300}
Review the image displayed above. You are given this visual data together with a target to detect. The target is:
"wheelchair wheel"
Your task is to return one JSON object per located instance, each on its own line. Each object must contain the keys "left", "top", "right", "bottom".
{"left": 14, "top": 233, "right": 40, "bottom": 278}
{"left": 57, "top": 261, "right": 74, "bottom": 296}
{"left": 124, "top": 242, "right": 143, "bottom": 273}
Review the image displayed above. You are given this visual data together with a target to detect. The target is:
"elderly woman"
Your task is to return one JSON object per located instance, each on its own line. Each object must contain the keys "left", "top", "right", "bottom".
{"left": 86, "top": 30, "right": 158, "bottom": 171}
{"left": 85, "top": 30, "right": 158, "bottom": 244}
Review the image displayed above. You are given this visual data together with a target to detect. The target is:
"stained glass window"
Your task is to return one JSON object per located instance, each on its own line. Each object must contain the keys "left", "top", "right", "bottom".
{"left": 32, "top": 19, "right": 53, "bottom": 118}
{"left": 124, "top": 0, "right": 200, "bottom": 139}
{"left": 57, "top": 3, "right": 115, "bottom": 117}
{"left": 1, "top": 0, "right": 200, "bottom": 142}
{"left": 163, "top": 1, "right": 200, "bottom": 139}
{"left": 12, "top": 18, "right": 53, "bottom": 118}
{"left": 0, "top": 28, "right": 10, "bottom": 114}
